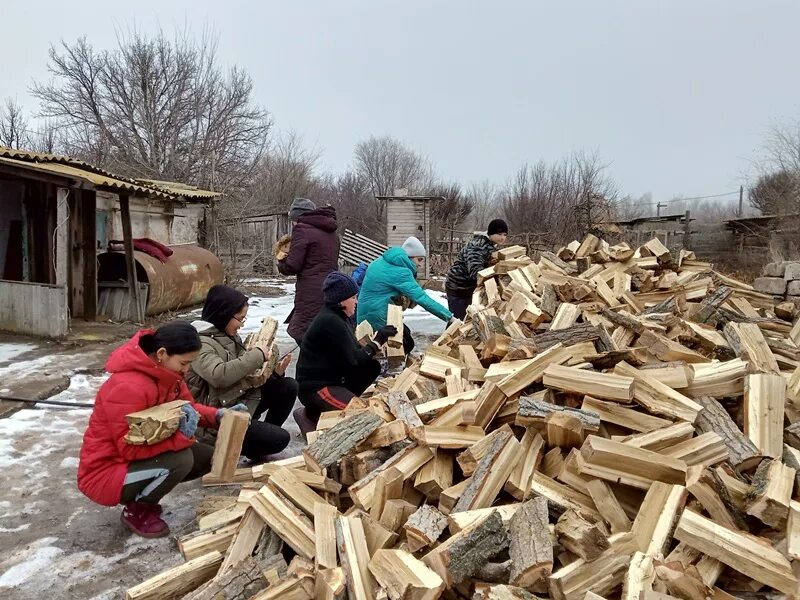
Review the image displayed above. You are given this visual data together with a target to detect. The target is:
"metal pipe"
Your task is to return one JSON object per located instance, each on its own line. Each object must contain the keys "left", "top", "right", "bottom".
{"left": 0, "top": 395, "right": 94, "bottom": 409}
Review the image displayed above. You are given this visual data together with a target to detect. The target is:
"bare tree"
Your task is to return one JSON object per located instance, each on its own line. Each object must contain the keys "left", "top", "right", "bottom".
{"left": 749, "top": 169, "right": 800, "bottom": 215}
{"left": 764, "top": 120, "right": 800, "bottom": 177}
{"left": 353, "top": 135, "right": 435, "bottom": 222}
{"left": 32, "top": 30, "right": 271, "bottom": 190}
{"left": 501, "top": 151, "right": 618, "bottom": 248}
{"left": 615, "top": 193, "right": 652, "bottom": 221}
{"left": 316, "top": 170, "right": 382, "bottom": 239}
{"left": 428, "top": 181, "right": 473, "bottom": 243}
{"left": 242, "top": 131, "right": 321, "bottom": 216}
{"left": 0, "top": 98, "right": 30, "bottom": 149}
{"left": 464, "top": 180, "right": 503, "bottom": 232}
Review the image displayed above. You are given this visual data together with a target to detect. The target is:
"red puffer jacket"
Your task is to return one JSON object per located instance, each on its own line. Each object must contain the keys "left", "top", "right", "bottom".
{"left": 77, "top": 330, "right": 218, "bottom": 506}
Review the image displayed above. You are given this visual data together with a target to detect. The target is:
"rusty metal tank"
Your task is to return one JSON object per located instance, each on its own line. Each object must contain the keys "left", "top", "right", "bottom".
{"left": 98, "top": 244, "right": 224, "bottom": 315}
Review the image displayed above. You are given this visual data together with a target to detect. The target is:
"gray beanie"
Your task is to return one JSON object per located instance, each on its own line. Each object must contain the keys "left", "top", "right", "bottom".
{"left": 401, "top": 236, "right": 427, "bottom": 258}
{"left": 288, "top": 197, "right": 316, "bottom": 221}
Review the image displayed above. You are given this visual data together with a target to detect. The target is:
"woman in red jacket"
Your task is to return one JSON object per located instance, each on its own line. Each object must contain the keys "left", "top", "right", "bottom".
{"left": 77, "top": 321, "right": 247, "bottom": 538}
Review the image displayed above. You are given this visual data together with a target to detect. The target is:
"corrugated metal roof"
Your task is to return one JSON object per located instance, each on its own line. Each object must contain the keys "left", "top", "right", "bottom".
{"left": 0, "top": 155, "right": 173, "bottom": 199}
{"left": 339, "top": 228, "right": 387, "bottom": 267}
{"left": 0, "top": 146, "right": 219, "bottom": 201}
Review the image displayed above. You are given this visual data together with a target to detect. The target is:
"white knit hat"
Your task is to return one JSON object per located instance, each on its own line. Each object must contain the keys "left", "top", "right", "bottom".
{"left": 401, "top": 236, "right": 427, "bottom": 258}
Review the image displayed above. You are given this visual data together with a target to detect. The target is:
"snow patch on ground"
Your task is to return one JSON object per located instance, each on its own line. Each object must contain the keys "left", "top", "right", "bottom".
{"left": 0, "top": 537, "right": 64, "bottom": 588}
{"left": 47, "top": 374, "right": 108, "bottom": 406}
{"left": 59, "top": 457, "right": 79, "bottom": 469}
{"left": 404, "top": 290, "right": 449, "bottom": 337}
{"left": 0, "top": 343, "right": 38, "bottom": 364}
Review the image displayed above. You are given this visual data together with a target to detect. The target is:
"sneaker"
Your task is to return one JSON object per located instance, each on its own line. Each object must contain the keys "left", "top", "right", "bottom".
{"left": 293, "top": 407, "right": 317, "bottom": 438}
{"left": 121, "top": 502, "right": 169, "bottom": 538}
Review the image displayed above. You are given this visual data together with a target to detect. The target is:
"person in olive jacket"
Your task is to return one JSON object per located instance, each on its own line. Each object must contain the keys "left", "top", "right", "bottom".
{"left": 278, "top": 198, "right": 339, "bottom": 345}
{"left": 186, "top": 285, "right": 296, "bottom": 459}
{"left": 293, "top": 272, "right": 397, "bottom": 434}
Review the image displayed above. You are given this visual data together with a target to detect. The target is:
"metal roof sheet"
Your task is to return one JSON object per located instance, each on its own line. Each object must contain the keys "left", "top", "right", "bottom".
{"left": 339, "top": 228, "right": 387, "bottom": 266}
{"left": 0, "top": 146, "right": 219, "bottom": 201}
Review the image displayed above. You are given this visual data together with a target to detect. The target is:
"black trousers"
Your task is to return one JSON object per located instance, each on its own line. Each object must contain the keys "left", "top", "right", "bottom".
{"left": 402, "top": 324, "right": 415, "bottom": 355}
{"left": 241, "top": 375, "right": 298, "bottom": 460}
{"left": 121, "top": 442, "right": 214, "bottom": 504}
{"left": 299, "top": 360, "right": 381, "bottom": 422}
{"left": 447, "top": 293, "right": 471, "bottom": 320}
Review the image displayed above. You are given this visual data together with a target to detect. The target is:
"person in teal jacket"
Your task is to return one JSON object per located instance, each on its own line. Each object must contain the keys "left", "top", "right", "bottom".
{"left": 357, "top": 236, "right": 453, "bottom": 355}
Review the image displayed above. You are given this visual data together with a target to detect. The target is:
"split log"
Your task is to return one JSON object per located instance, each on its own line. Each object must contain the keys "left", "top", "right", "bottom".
{"left": 218, "top": 508, "right": 266, "bottom": 576}
{"left": 685, "top": 466, "right": 746, "bottom": 531}
{"left": 423, "top": 511, "right": 509, "bottom": 586}
{"left": 387, "top": 304, "right": 404, "bottom": 348}
{"left": 497, "top": 343, "right": 573, "bottom": 397}
{"left": 515, "top": 397, "right": 600, "bottom": 432}
{"left": 578, "top": 435, "right": 687, "bottom": 489}
{"left": 581, "top": 396, "right": 671, "bottom": 433}
{"left": 630, "top": 482, "right": 687, "bottom": 559}
{"left": 125, "top": 551, "right": 223, "bottom": 600}
{"left": 336, "top": 515, "right": 377, "bottom": 600}
{"left": 210, "top": 411, "right": 251, "bottom": 482}
{"left": 744, "top": 373, "right": 786, "bottom": 459}
{"left": 314, "top": 502, "right": 339, "bottom": 570}
{"left": 724, "top": 322, "right": 780, "bottom": 374}
{"left": 622, "top": 552, "right": 655, "bottom": 600}
{"left": 368, "top": 549, "right": 445, "bottom": 600}
{"left": 555, "top": 509, "right": 609, "bottom": 561}
{"left": 585, "top": 479, "right": 631, "bottom": 534}
{"left": 386, "top": 391, "right": 424, "bottom": 429}
{"left": 183, "top": 556, "right": 266, "bottom": 600}
{"left": 245, "top": 316, "right": 279, "bottom": 377}
{"left": 638, "top": 330, "right": 709, "bottom": 364}
{"left": 250, "top": 486, "right": 316, "bottom": 560}
{"left": 532, "top": 323, "right": 601, "bottom": 351}
{"left": 614, "top": 361, "right": 702, "bottom": 423}
{"left": 404, "top": 504, "right": 448, "bottom": 552}
{"left": 509, "top": 497, "right": 554, "bottom": 589}
{"left": 692, "top": 395, "right": 760, "bottom": 471}
{"left": 543, "top": 364, "right": 634, "bottom": 403}
{"left": 744, "top": 458, "right": 794, "bottom": 528}
{"left": 179, "top": 521, "right": 238, "bottom": 561}
{"left": 691, "top": 286, "right": 732, "bottom": 324}
{"left": 505, "top": 430, "right": 545, "bottom": 500}
{"left": 674, "top": 509, "right": 797, "bottom": 594}
{"left": 315, "top": 568, "right": 346, "bottom": 600}
{"left": 304, "top": 411, "right": 384, "bottom": 473}
{"left": 452, "top": 427, "right": 520, "bottom": 513}
{"left": 124, "top": 399, "right": 188, "bottom": 445}
{"left": 474, "top": 584, "right": 537, "bottom": 599}
{"left": 414, "top": 449, "right": 453, "bottom": 501}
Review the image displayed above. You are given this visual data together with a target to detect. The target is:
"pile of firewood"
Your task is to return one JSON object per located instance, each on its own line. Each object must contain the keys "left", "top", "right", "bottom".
{"left": 126, "top": 234, "right": 800, "bottom": 600}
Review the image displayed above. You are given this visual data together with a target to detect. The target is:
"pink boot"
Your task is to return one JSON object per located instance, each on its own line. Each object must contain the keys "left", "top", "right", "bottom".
{"left": 293, "top": 407, "right": 316, "bottom": 438}
{"left": 121, "top": 502, "right": 169, "bottom": 538}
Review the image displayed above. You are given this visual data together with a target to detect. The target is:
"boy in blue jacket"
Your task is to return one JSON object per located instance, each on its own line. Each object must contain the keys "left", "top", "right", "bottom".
{"left": 357, "top": 236, "right": 453, "bottom": 355}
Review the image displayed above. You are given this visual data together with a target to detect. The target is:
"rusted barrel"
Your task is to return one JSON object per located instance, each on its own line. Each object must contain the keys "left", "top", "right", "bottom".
{"left": 98, "top": 245, "right": 224, "bottom": 315}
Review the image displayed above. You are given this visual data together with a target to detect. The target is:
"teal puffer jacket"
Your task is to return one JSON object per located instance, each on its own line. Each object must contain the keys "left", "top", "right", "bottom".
{"left": 357, "top": 247, "right": 453, "bottom": 329}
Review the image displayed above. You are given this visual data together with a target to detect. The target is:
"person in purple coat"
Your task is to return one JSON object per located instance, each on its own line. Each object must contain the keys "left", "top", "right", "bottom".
{"left": 278, "top": 198, "right": 339, "bottom": 345}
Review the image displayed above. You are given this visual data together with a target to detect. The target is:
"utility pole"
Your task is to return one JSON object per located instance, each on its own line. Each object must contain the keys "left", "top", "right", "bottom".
{"left": 656, "top": 201, "right": 668, "bottom": 217}
{"left": 738, "top": 185, "right": 743, "bottom": 217}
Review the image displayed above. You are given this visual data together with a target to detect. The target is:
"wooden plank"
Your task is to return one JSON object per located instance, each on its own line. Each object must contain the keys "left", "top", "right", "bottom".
{"left": 674, "top": 509, "right": 797, "bottom": 594}
{"left": 125, "top": 551, "right": 223, "bottom": 600}
{"left": 209, "top": 411, "right": 250, "bottom": 482}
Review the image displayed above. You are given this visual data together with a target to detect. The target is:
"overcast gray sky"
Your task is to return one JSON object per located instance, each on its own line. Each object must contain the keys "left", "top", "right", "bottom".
{"left": 3, "top": 1, "right": 799, "bottom": 206}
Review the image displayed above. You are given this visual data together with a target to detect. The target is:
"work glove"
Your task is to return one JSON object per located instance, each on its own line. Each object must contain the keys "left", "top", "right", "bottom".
{"left": 373, "top": 325, "right": 399, "bottom": 346}
{"left": 178, "top": 404, "right": 200, "bottom": 438}
{"left": 216, "top": 403, "right": 250, "bottom": 426}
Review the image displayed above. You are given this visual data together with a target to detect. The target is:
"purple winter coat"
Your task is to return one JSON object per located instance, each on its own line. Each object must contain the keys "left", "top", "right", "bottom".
{"left": 278, "top": 206, "right": 339, "bottom": 343}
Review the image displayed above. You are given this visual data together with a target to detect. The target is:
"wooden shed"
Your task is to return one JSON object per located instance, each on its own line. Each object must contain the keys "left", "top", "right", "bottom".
{"left": 0, "top": 147, "right": 220, "bottom": 337}
{"left": 378, "top": 193, "right": 440, "bottom": 279}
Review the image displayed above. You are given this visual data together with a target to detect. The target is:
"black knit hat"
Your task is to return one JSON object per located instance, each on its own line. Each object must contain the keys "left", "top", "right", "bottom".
{"left": 487, "top": 219, "right": 509, "bottom": 235}
{"left": 323, "top": 272, "right": 359, "bottom": 306}
{"left": 202, "top": 285, "right": 248, "bottom": 332}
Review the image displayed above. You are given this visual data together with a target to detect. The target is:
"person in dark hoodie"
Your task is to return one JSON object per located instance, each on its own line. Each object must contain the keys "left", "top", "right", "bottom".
{"left": 293, "top": 272, "right": 397, "bottom": 434}
{"left": 278, "top": 198, "right": 339, "bottom": 345}
{"left": 445, "top": 219, "right": 509, "bottom": 319}
{"left": 185, "top": 285, "right": 297, "bottom": 461}
{"left": 78, "top": 321, "right": 241, "bottom": 538}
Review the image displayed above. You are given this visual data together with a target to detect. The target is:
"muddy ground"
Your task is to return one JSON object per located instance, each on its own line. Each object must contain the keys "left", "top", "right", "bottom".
{"left": 0, "top": 279, "right": 446, "bottom": 599}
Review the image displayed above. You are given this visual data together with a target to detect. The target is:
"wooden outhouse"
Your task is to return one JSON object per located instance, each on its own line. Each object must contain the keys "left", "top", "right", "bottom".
{"left": 379, "top": 192, "right": 439, "bottom": 279}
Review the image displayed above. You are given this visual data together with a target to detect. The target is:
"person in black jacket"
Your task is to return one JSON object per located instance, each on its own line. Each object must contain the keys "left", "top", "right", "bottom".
{"left": 445, "top": 219, "right": 509, "bottom": 319}
{"left": 293, "top": 272, "right": 397, "bottom": 434}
